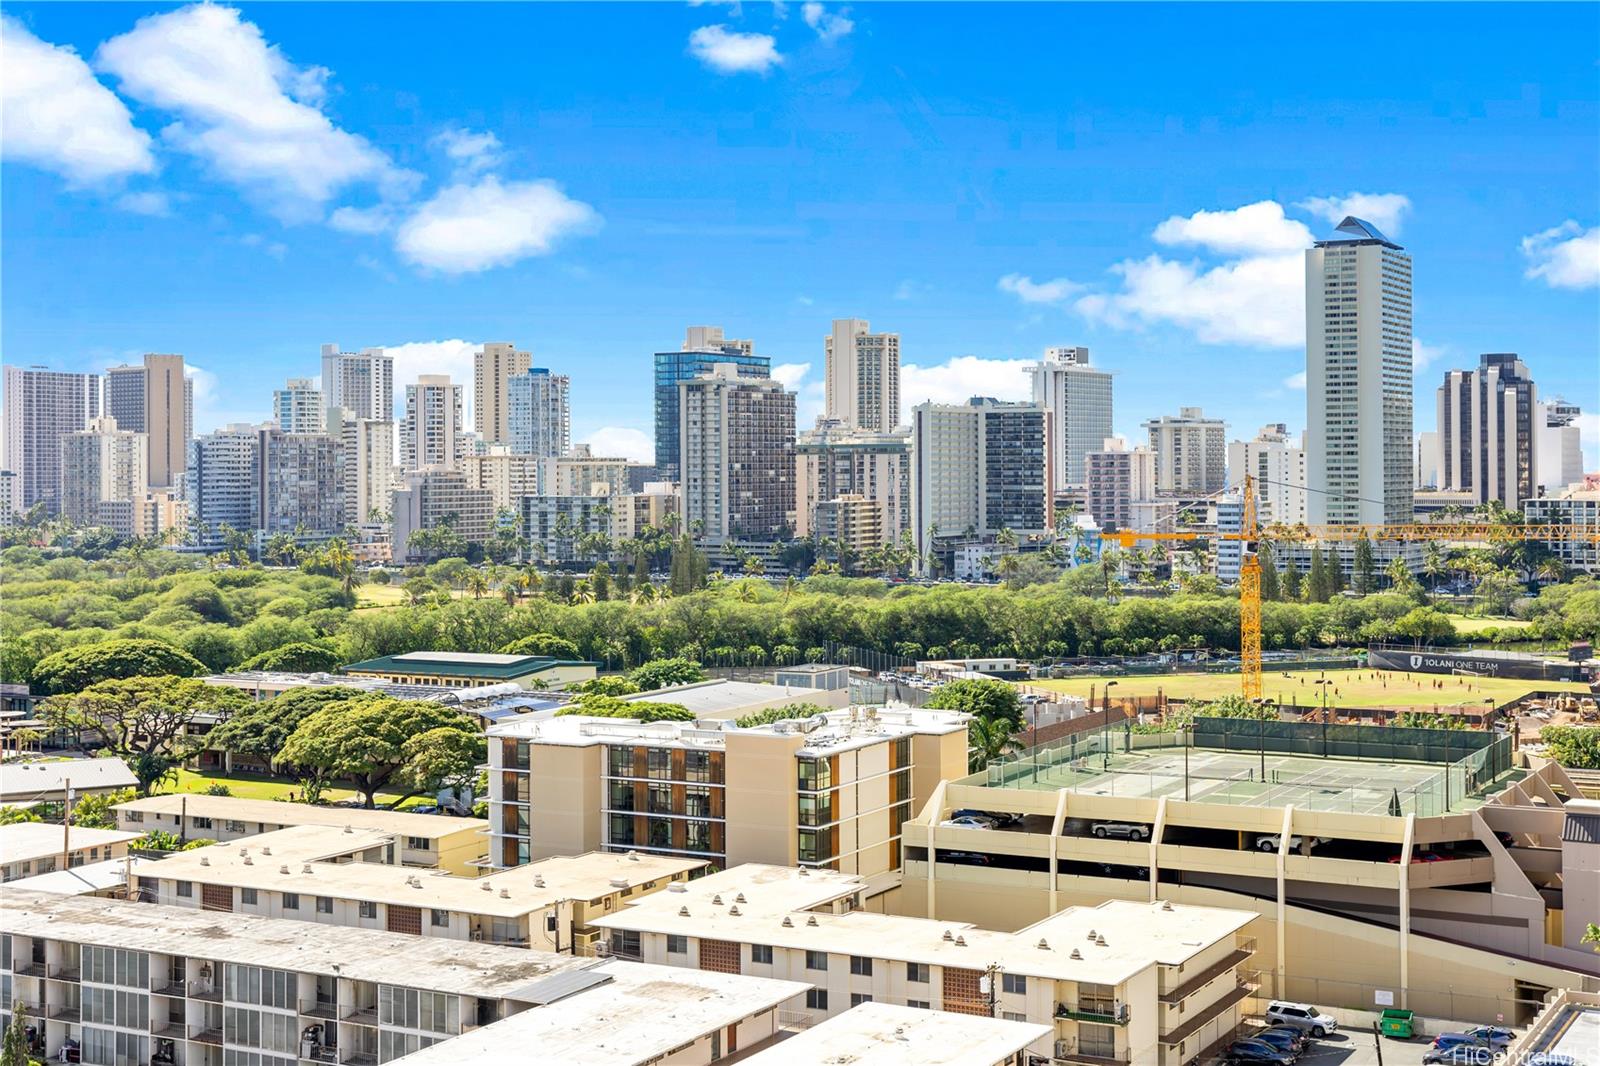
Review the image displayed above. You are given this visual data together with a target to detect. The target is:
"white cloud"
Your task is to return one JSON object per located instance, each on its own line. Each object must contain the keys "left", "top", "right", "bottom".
{"left": 893, "top": 279, "right": 929, "bottom": 301}
{"left": 997, "top": 273, "right": 1082, "bottom": 306}
{"left": 394, "top": 176, "right": 599, "bottom": 274}
{"left": 771, "top": 362, "right": 825, "bottom": 426}
{"left": 900, "top": 356, "right": 1034, "bottom": 422}
{"left": 1297, "top": 192, "right": 1412, "bottom": 237}
{"left": 382, "top": 340, "right": 479, "bottom": 422}
{"left": 328, "top": 205, "right": 395, "bottom": 235}
{"left": 432, "top": 127, "right": 502, "bottom": 174}
{"left": 1, "top": 16, "right": 156, "bottom": 185}
{"left": 689, "top": 25, "right": 782, "bottom": 74}
{"left": 239, "top": 232, "right": 287, "bottom": 260}
{"left": 1152, "top": 201, "right": 1312, "bottom": 256}
{"left": 117, "top": 190, "right": 170, "bottom": 216}
{"left": 1521, "top": 221, "right": 1600, "bottom": 290}
{"left": 581, "top": 427, "right": 654, "bottom": 464}
{"left": 186, "top": 364, "right": 260, "bottom": 432}
{"left": 802, "top": 2, "right": 854, "bottom": 42}
{"left": 1076, "top": 250, "right": 1305, "bottom": 347}
{"left": 1412, "top": 338, "right": 1446, "bottom": 372}
{"left": 1283, "top": 371, "right": 1306, "bottom": 390}
{"left": 96, "top": 4, "right": 410, "bottom": 219}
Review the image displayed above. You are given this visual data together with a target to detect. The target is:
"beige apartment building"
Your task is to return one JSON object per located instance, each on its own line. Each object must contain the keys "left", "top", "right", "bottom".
{"left": 592, "top": 863, "right": 1258, "bottom": 1066}
{"left": 486, "top": 706, "right": 969, "bottom": 891}
{"left": 900, "top": 720, "right": 1600, "bottom": 1023}
{"left": 0, "top": 824, "right": 142, "bottom": 884}
{"left": 462, "top": 450, "right": 540, "bottom": 510}
{"left": 740, "top": 1002, "right": 1049, "bottom": 1066}
{"left": 537, "top": 445, "right": 630, "bottom": 497}
{"left": 473, "top": 342, "right": 532, "bottom": 446}
{"left": 134, "top": 824, "right": 703, "bottom": 953}
{"left": 113, "top": 795, "right": 490, "bottom": 874}
{"left": 59, "top": 417, "right": 147, "bottom": 535}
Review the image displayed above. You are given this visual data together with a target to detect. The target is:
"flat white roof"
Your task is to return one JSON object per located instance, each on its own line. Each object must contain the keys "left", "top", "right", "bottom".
{"left": 740, "top": 1002, "right": 1051, "bottom": 1065}
{"left": 8, "top": 858, "right": 127, "bottom": 896}
{"left": 392, "top": 651, "right": 526, "bottom": 665}
{"left": 0, "top": 757, "right": 137, "bottom": 800}
{"left": 593, "top": 867, "right": 1254, "bottom": 987}
{"left": 1, "top": 823, "right": 142, "bottom": 864}
{"left": 385, "top": 960, "right": 807, "bottom": 1065}
{"left": 2, "top": 889, "right": 588, "bottom": 998}
{"left": 138, "top": 827, "right": 703, "bottom": 918}
{"left": 623, "top": 679, "right": 831, "bottom": 716}
{"left": 115, "top": 794, "right": 488, "bottom": 841}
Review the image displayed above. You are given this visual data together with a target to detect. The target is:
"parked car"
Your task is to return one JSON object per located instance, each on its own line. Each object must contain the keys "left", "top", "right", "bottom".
{"left": 1422, "top": 1045, "right": 1496, "bottom": 1065}
{"left": 1244, "top": 1029, "right": 1302, "bottom": 1059}
{"left": 1457, "top": 1026, "right": 1514, "bottom": 1049}
{"left": 1254, "top": 834, "right": 1328, "bottom": 852}
{"left": 1222, "top": 1039, "right": 1294, "bottom": 1065}
{"left": 940, "top": 851, "right": 993, "bottom": 866}
{"left": 1091, "top": 821, "right": 1151, "bottom": 841}
{"left": 1258, "top": 1027, "right": 1309, "bottom": 1052}
{"left": 940, "top": 816, "right": 996, "bottom": 830}
{"left": 1264, "top": 1002, "right": 1338, "bottom": 1038}
{"left": 1430, "top": 1033, "right": 1503, "bottom": 1054}
{"left": 952, "top": 809, "right": 1022, "bottom": 828}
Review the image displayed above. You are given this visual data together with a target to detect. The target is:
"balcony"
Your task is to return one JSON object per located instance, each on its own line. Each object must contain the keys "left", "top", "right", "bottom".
{"left": 1159, "top": 982, "right": 1256, "bottom": 1046}
{"left": 13, "top": 962, "right": 46, "bottom": 978}
{"left": 1055, "top": 1004, "right": 1130, "bottom": 1026}
{"left": 47, "top": 1004, "right": 80, "bottom": 1023}
{"left": 1158, "top": 945, "right": 1254, "bottom": 1004}
{"left": 343, "top": 1007, "right": 379, "bottom": 1027}
{"left": 1052, "top": 1040, "right": 1129, "bottom": 1065}
{"left": 48, "top": 967, "right": 80, "bottom": 983}
{"left": 299, "top": 1002, "right": 338, "bottom": 1021}
{"left": 303, "top": 1046, "right": 338, "bottom": 1064}
{"left": 190, "top": 1028, "right": 223, "bottom": 1046}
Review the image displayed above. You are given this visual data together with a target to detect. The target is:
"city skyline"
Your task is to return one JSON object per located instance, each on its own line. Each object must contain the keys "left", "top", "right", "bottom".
{"left": 2, "top": 3, "right": 1596, "bottom": 465}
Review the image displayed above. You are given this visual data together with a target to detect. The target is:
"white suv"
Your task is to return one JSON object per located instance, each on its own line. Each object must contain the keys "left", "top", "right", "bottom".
{"left": 1265, "top": 1001, "right": 1337, "bottom": 1037}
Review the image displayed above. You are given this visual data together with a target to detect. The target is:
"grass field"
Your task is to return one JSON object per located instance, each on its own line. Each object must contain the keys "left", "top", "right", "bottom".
{"left": 164, "top": 769, "right": 427, "bottom": 808}
{"left": 1026, "top": 667, "right": 1588, "bottom": 709}
{"left": 354, "top": 583, "right": 407, "bottom": 608}
{"left": 1444, "top": 613, "right": 1532, "bottom": 633}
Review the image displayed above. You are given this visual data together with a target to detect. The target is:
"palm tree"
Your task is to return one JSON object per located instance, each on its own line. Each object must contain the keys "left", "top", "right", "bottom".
{"left": 967, "top": 717, "right": 1020, "bottom": 772}
{"left": 995, "top": 526, "right": 1019, "bottom": 551}
{"left": 1422, "top": 541, "right": 1444, "bottom": 601}
{"left": 323, "top": 537, "right": 361, "bottom": 597}
{"left": 464, "top": 571, "right": 490, "bottom": 599}
{"left": 781, "top": 574, "right": 801, "bottom": 603}
{"left": 1535, "top": 557, "right": 1566, "bottom": 586}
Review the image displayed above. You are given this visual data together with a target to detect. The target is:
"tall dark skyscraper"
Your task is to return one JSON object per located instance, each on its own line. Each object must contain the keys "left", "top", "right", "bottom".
{"left": 652, "top": 326, "right": 768, "bottom": 479}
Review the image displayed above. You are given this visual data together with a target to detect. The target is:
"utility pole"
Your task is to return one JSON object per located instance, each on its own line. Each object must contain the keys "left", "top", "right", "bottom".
{"left": 61, "top": 777, "right": 72, "bottom": 874}
{"left": 1370, "top": 1020, "right": 1384, "bottom": 1066}
{"left": 1102, "top": 681, "right": 1119, "bottom": 769}
{"left": 981, "top": 963, "right": 1002, "bottom": 1018}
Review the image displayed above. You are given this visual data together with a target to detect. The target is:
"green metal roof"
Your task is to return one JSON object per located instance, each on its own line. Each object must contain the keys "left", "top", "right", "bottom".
{"left": 341, "top": 652, "right": 598, "bottom": 679}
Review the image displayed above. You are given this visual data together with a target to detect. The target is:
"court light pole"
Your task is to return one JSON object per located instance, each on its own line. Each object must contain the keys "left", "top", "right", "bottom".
{"left": 1102, "top": 681, "right": 1119, "bottom": 769}
{"left": 1315, "top": 679, "right": 1333, "bottom": 757}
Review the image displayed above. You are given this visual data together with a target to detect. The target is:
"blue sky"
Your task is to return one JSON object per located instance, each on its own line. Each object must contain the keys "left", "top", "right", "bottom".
{"left": 4, "top": 1, "right": 1597, "bottom": 464}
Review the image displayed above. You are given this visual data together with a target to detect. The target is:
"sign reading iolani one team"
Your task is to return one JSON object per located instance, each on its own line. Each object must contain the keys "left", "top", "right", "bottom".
{"left": 1366, "top": 645, "right": 1586, "bottom": 682}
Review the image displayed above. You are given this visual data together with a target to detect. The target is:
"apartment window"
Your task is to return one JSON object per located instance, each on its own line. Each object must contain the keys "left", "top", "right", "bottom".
{"left": 798, "top": 793, "right": 833, "bottom": 827}
{"left": 648, "top": 784, "right": 674, "bottom": 815}
{"left": 797, "top": 757, "right": 831, "bottom": 792}
{"left": 798, "top": 829, "right": 826, "bottom": 865}
{"left": 685, "top": 820, "right": 713, "bottom": 854}
{"left": 647, "top": 818, "right": 672, "bottom": 849}
{"left": 684, "top": 786, "right": 713, "bottom": 819}
{"left": 1004, "top": 1010, "right": 1027, "bottom": 1022}
{"left": 1003, "top": 973, "right": 1027, "bottom": 995}
{"left": 545, "top": 914, "right": 558, "bottom": 933}
{"left": 193, "top": 816, "right": 214, "bottom": 830}
{"left": 316, "top": 896, "right": 334, "bottom": 914}
{"left": 607, "top": 747, "right": 634, "bottom": 777}
{"left": 646, "top": 748, "right": 672, "bottom": 780}
{"left": 431, "top": 909, "right": 450, "bottom": 928}
{"left": 607, "top": 813, "right": 636, "bottom": 846}
{"left": 359, "top": 901, "right": 377, "bottom": 919}
{"left": 906, "top": 962, "right": 929, "bottom": 983}
{"left": 406, "top": 836, "right": 430, "bottom": 851}
{"left": 806, "top": 988, "right": 828, "bottom": 1011}
{"left": 684, "top": 750, "right": 714, "bottom": 783}
{"left": 851, "top": 993, "right": 873, "bottom": 1007}
{"left": 609, "top": 930, "right": 641, "bottom": 959}
{"left": 750, "top": 945, "right": 773, "bottom": 965}
{"left": 908, "top": 999, "right": 930, "bottom": 1010}
{"left": 850, "top": 956, "right": 873, "bottom": 977}
{"left": 667, "top": 935, "right": 688, "bottom": 955}
{"left": 176, "top": 881, "right": 192, "bottom": 898}
{"left": 283, "top": 893, "right": 299, "bottom": 910}
{"left": 607, "top": 780, "right": 635, "bottom": 811}
{"left": 805, "top": 951, "right": 828, "bottom": 971}
{"left": 224, "top": 820, "right": 247, "bottom": 834}
{"left": 126, "top": 811, "right": 144, "bottom": 824}
{"left": 241, "top": 888, "right": 258, "bottom": 906}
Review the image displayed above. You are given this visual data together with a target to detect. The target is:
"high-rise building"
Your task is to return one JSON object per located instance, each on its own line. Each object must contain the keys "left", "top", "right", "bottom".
{"left": 824, "top": 318, "right": 900, "bottom": 431}
{"left": 474, "top": 342, "right": 532, "bottom": 446}
{"left": 678, "top": 364, "right": 796, "bottom": 541}
{"left": 142, "top": 353, "right": 191, "bottom": 490}
{"left": 59, "top": 417, "right": 147, "bottom": 535}
{"left": 1305, "top": 217, "right": 1413, "bottom": 525}
{"left": 1225, "top": 424, "right": 1307, "bottom": 526}
{"left": 520, "top": 494, "right": 614, "bottom": 563}
{"left": 463, "top": 451, "right": 541, "bottom": 511}
{"left": 537, "top": 445, "right": 630, "bottom": 497}
{"left": 1438, "top": 353, "right": 1538, "bottom": 509}
{"left": 338, "top": 416, "right": 397, "bottom": 526}
{"left": 1414, "top": 431, "right": 1442, "bottom": 490}
{"left": 186, "top": 424, "right": 261, "bottom": 547}
{"left": 1083, "top": 436, "right": 1154, "bottom": 533}
{"left": 794, "top": 422, "right": 911, "bottom": 545}
{"left": 391, "top": 469, "right": 496, "bottom": 562}
{"left": 505, "top": 367, "right": 571, "bottom": 460}
{"left": 1030, "top": 346, "right": 1113, "bottom": 494}
{"left": 910, "top": 397, "right": 1052, "bottom": 559}
{"left": 1537, "top": 398, "right": 1584, "bottom": 495}
{"left": 653, "top": 327, "right": 767, "bottom": 477}
{"left": 104, "top": 363, "right": 147, "bottom": 432}
{"left": 1, "top": 365, "right": 102, "bottom": 513}
{"left": 272, "top": 377, "right": 325, "bottom": 434}
{"left": 1144, "top": 406, "right": 1228, "bottom": 495}
{"left": 402, "top": 375, "right": 465, "bottom": 471}
{"left": 320, "top": 344, "right": 394, "bottom": 422}
{"left": 256, "top": 426, "right": 344, "bottom": 539}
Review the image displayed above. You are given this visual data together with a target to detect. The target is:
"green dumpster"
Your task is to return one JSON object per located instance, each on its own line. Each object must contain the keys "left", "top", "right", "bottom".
{"left": 1379, "top": 1008, "right": 1415, "bottom": 1039}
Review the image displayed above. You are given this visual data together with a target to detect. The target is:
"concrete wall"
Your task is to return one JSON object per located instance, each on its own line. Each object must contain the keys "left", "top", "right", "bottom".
{"left": 725, "top": 733, "right": 801, "bottom": 868}
{"left": 529, "top": 745, "right": 602, "bottom": 860}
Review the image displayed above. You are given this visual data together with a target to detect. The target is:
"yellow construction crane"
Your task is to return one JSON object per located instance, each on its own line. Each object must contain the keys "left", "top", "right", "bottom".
{"left": 1104, "top": 474, "right": 1600, "bottom": 700}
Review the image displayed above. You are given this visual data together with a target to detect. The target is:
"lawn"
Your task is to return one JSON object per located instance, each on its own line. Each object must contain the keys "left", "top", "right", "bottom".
{"left": 1444, "top": 613, "right": 1532, "bottom": 634}
{"left": 1026, "top": 668, "right": 1589, "bottom": 709}
{"left": 163, "top": 769, "right": 428, "bottom": 809}
{"left": 354, "top": 583, "right": 407, "bottom": 608}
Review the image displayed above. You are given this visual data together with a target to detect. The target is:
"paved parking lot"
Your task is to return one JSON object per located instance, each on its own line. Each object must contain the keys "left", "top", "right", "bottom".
{"left": 1212, "top": 1027, "right": 1475, "bottom": 1066}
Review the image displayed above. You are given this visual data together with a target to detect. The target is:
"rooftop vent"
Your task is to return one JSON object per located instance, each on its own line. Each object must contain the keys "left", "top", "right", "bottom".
{"left": 734, "top": 893, "right": 746, "bottom": 904}
{"left": 798, "top": 869, "right": 809, "bottom": 878}
{"left": 1037, "top": 938, "right": 1049, "bottom": 950}
{"left": 1095, "top": 934, "right": 1108, "bottom": 947}
{"left": 806, "top": 915, "right": 818, "bottom": 927}
{"left": 533, "top": 876, "right": 545, "bottom": 889}
{"left": 1087, "top": 929, "right": 1096, "bottom": 940}
{"left": 344, "top": 826, "right": 353, "bottom": 835}
{"left": 712, "top": 894, "right": 723, "bottom": 905}
{"left": 262, "top": 847, "right": 272, "bottom": 856}
{"left": 1162, "top": 900, "right": 1174, "bottom": 911}
{"left": 679, "top": 906, "right": 690, "bottom": 917}
{"left": 955, "top": 935, "right": 967, "bottom": 947}
{"left": 627, "top": 851, "right": 639, "bottom": 861}
{"left": 238, "top": 848, "right": 248, "bottom": 857}
{"left": 609, "top": 878, "right": 629, "bottom": 889}
{"left": 302, "top": 865, "right": 313, "bottom": 874}
{"left": 728, "top": 905, "right": 741, "bottom": 916}
{"left": 242, "top": 856, "right": 252, "bottom": 865}
{"left": 1070, "top": 948, "right": 1083, "bottom": 960}
{"left": 668, "top": 883, "right": 688, "bottom": 893}
{"left": 481, "top": 881, "right": 493, "bottom": 892}
{"left": 406, "top": 875, "right": 421, "bottom": 888}
{"left": 199, "top": 857, "right": 209, "bottom": 866}
{"left": 499, "top": 888, "right": 510, "bottom": 899}
{"left": 942, "top": 930, "right": 954, "bottom": 942}
{"left": 781, "top": 917, "right": 793, "bottom": 928}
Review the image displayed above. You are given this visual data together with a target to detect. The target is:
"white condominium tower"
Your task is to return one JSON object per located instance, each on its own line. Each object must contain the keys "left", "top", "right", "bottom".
{"left": 1437, "top": 353, "right": 1538, "bottom": 508}
{"left": 59, "top": 417, "right": 148, "bottom": 535}
{"left": 1, "top": 365, "right": 102, "bottom": 512}
{"left": 1226, "top": 424, "right": 1308, "bottom": 526}
{"left": 339, "top": 416, "right": 397, "bottom": 525}
{"left": 320, "top": 344, "right": 394, "bottom": 422}
{"left": 910, "top": 397, "right": 1052, "bottom": 559}
{"left": 474, "top": 341, "right": 532, "bottom": 446}
{"left": 1143, "top": 406, "right": 1228, "bottom": 495}
{"left": 272, "top": 377, "right": 325, "bottom": 434}
{"left": 824, "top": 318, "right": 901, "bottom": 431}
{"left": 402, "top": 375, "right": 465, "bottom": 471}
{"left": 507, "top": 367, "right": 571, "bottom": 459}
{"left": 1305, "top": 217, "right": 1413, "bottom": 525}
{"left": 1030, "top": 345, "right": 1113, "bottom": 493}
{"left": 678, "top": 364, "right": 796, "bottom": 541}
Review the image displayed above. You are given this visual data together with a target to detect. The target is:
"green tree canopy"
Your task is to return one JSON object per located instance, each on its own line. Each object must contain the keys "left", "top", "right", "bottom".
{"left": 41, "top": 679, "right": 249, "bottom": 794}
{"left": 555, "top": 693, "right": 696, "bottom": 722}
{"left": 32, "top": 638, "right": 206, "bottom": 694}
{"left": 277, "top": 697, "right": 480, "bottom": 808}
{"left": 1540, "top": 724, "right": 1600, "bottom": 769}
{"left": 208, "top": 686, "right": 369, "bottom": 767}
{"left": 925, "top": 678, "right": 1022, "bottom": 726}
{"left": 968, "top": 716, "right": 1020, "bottom": 772}
{"left": 69, "top": 787, "right": 138, "bottom": 830}
{"left": 567, "top": 675, "right": 642, "bottom": 697}
{"left": 628, "top": 657, "right": 707, "bottom": 691}
{"left": 237, "top": 642, "right": 343, "bottom": 673}
{"left": 499, "top": 633, "right": 584, "bottom": 660}
{"left": 734, "top": 702, "right": 830, "bottom": 729}
{"left": 1391, "top": 711, "right": 1470, "bottom": 730}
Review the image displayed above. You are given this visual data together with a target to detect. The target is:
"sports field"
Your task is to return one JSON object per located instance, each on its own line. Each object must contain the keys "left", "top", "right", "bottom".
{"left": 1026, "top": 668, "right": 1588, "bottom": 709}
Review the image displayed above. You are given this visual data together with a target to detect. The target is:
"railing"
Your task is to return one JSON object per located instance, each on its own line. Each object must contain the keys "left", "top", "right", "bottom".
{"left": 1052, "top": 1039, "right": 1129, "bottom": 1064}
{"left": 1055, "top": 1003, "right": 1130, "bottom": 1025}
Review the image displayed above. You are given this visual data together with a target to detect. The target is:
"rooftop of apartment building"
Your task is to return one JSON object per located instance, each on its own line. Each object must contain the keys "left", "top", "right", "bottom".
{"left": 114, "top": 794, "right": 488, "bottom": 842}
{"left": 1, "top": 822, "right": 142, "bottom": 865}
{"left": 593, "top": 864, "right": 1254, "bottom": 987}
{"left": 136, "top": 827, "right": 703, "bottom": 918}
{"left": 597, "top": 863, "right": 867, "bottom": 920}
{"left": 489, "top": 704, "right": 969, "bottom": 756}
{"left": 0, "top": 756, "right": 139, "bottom": 801}
{"left": 200, "top": 669, "right": 569, "bottom": 718}
{"left": 343, "top": 650, "right": 599, "bottom": 679}
{"left": 1503, "top": 989, "right": 1600, "bottom": 1064}
{"left": 740, "top": 1002, "right": 1052, "bottom": 1066}
{"left": 382, "top": 962, "right": 807, "bottom": 1066}
{"left": 2, "top": 888, "right": 588, "bottom": 998}
{"left": 620, "top": 678, "right": 847, "bottom": 717}
{"left": 7, "top": 857, "right": 128, "bottom": 896}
